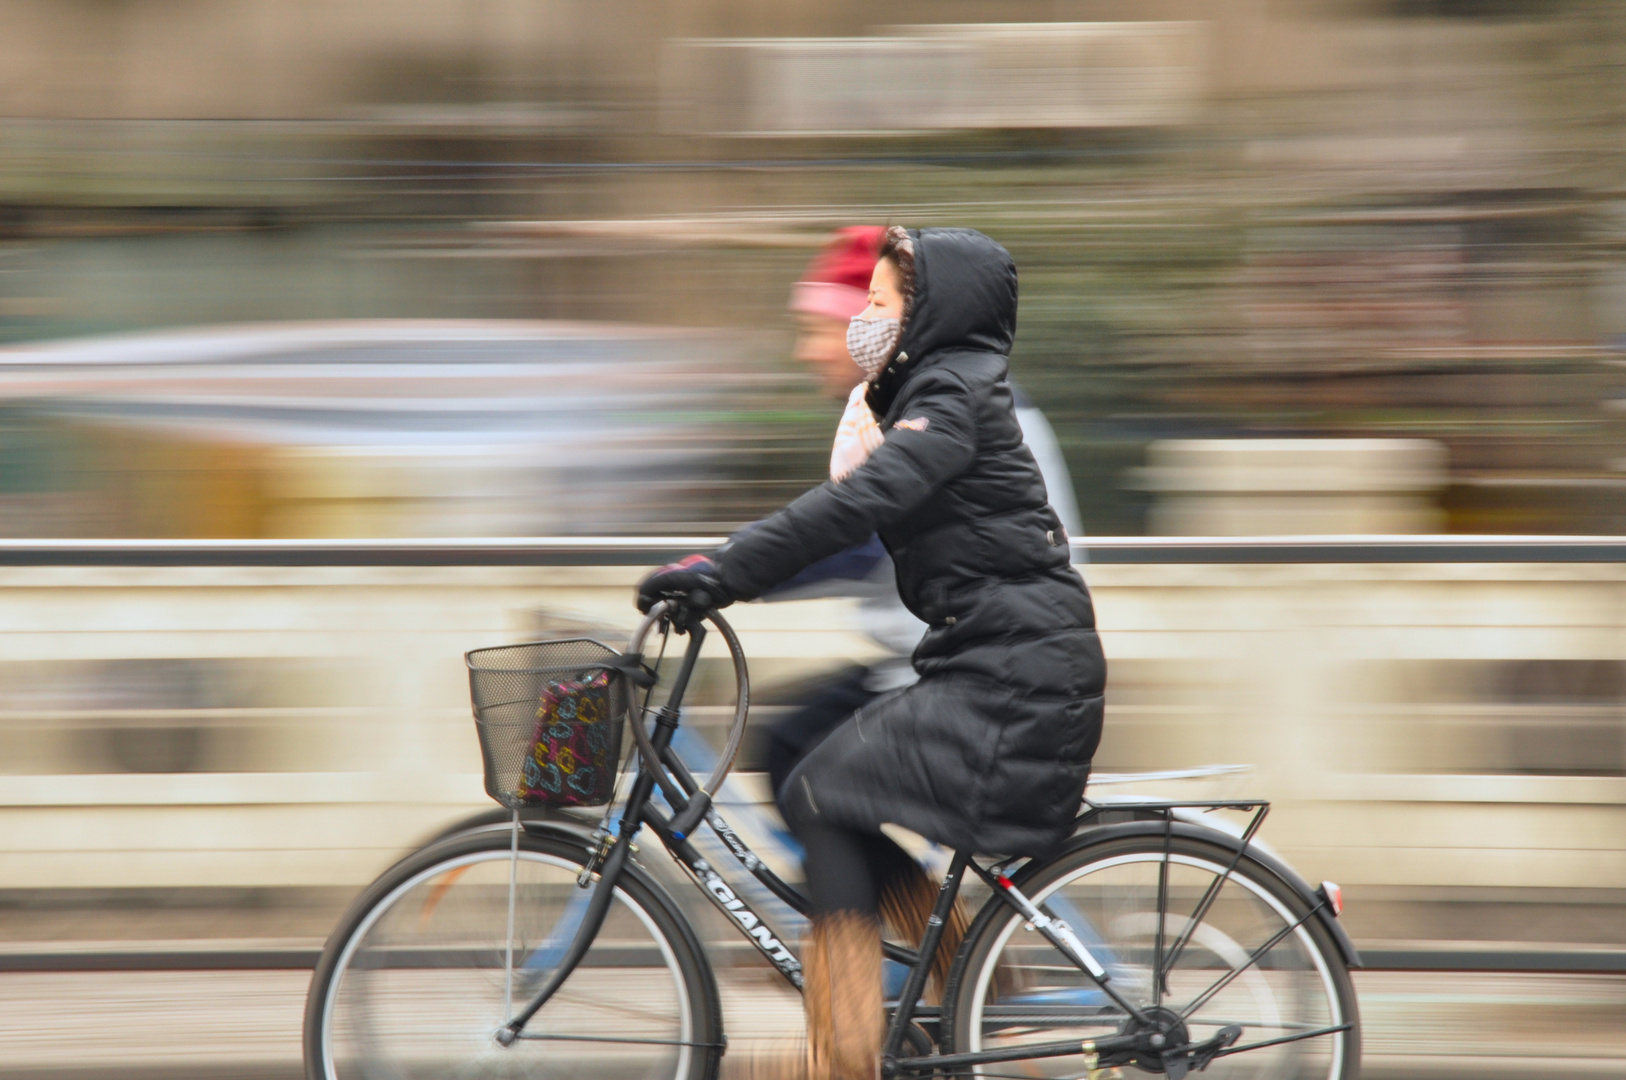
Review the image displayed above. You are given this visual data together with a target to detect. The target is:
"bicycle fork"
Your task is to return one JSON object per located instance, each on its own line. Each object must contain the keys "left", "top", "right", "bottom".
{"left": 493, "top": 774, "right": 652, "bottom": 1046}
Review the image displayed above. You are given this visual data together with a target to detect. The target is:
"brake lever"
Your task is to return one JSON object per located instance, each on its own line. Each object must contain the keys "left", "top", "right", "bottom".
{"left": 660, "top": 590, "right": 712, "bottom": 634}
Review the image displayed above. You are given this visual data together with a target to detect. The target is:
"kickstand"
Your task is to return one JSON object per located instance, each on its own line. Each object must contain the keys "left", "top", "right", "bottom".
{"left": 1167, "top": 1024, "right": 1241, "bottom": 1078}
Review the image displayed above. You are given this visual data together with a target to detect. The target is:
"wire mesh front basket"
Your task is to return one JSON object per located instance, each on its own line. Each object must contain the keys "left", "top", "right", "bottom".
{"left": 466, "top": 638, "right": 633, "bottom": 809}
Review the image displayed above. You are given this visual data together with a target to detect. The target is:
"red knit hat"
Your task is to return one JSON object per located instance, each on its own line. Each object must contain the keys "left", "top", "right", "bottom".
{"left": 789, "top": 226, "right": 885, "bottom": 320}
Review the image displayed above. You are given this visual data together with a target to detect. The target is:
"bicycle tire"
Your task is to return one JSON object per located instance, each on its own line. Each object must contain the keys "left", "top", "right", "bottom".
{"left": 942, "top": 832, "right": 1360, "bottom": 1080}
{"left": 303, "top": 827, "right": 723, "bottom": 1080}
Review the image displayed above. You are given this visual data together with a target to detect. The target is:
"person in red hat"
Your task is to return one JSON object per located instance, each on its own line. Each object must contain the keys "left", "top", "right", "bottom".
{"left": 789, "top": 226, "right": 888, "bottom": 398}
{"left": 764, "top": 226, "right": 923, "bottom": 798}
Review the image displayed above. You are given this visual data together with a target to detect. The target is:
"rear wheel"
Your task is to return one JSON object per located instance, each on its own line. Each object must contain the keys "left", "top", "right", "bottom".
{"left": 943, "top": 833, "right": 1359, "bottom": 1080}
{"left": 304, "top": 828, "right": 722, "bottom": 1080}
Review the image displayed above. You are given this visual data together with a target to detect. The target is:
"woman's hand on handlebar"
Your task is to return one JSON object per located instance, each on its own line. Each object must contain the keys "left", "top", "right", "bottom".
{"left": 636, "top": 554, "right": 734, "bottom": 615}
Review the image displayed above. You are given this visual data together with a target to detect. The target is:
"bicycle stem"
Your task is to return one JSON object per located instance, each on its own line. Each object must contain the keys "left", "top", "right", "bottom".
{"left": 623, "top": 612, "right": 723, "bottom": 840}
{"left": 625, "top": 601, "right": 753, "bottom": 817}
{"left": 624, "top": 624, "right": 707, "bottom": 821}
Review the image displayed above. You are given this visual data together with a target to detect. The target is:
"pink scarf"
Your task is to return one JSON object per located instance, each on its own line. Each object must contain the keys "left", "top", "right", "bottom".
{"left": 830, "top": 383, "right": 885, "bottom": 481}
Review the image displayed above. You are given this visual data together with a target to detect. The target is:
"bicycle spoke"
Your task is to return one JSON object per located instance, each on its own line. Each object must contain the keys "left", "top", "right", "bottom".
{"left": 1213, "top": 1022, "right": 1353, "bottom": 1057}
{"left": 979, "top": 1021, "right": 1122, "bottom": 1037}
{"left": 1158, "top": 868, "right": 1226, "bottom": 984}
{"left": 1151, "top": 821, "right": 1171, "bottom": 1006}
{"left": 979, "top": 1009, "right": 1123, "bottom": 1018}
{"left": 1176, "top": 902, "right": 1322, "bottom": 1022}
{"left": 515, "top": 1033, "right": 724, "bottom": 1048}
{"left": 1187, "top": 1016, "right": 1328, "bottom": 1032}
{"left": 513, "top": 988, "right": 679, "bottom": 1027}
{"left": 527, "top": 989, "right": 684, "bottom": 1027}
{"left": 1158, "top": 806, "right": 1268, "bottom": 984}
{"left": 954, "top": 832, "right": 1355, "bottom": 1080}
{"left": 316, "top": 838, "right": 707, "bottom": 1080}
{"left": 999, "top": 966, "right": 1106, "bottom": 975}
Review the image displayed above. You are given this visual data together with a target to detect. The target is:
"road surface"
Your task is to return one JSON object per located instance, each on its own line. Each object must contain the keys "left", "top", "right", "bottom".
{"left": 0, "top": 966, "right": 1620, "bottom": 1079}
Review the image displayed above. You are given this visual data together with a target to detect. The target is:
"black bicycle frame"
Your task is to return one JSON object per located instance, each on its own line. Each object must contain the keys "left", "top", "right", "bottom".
{"left": 501, "top": 618, "right": 935, "bottom": 1041}
{"left": 496, "top": 614, "right": 1309, "bottom": 1077}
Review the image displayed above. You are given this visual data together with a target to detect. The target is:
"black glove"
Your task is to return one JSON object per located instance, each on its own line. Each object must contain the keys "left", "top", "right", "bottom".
{"left": 637, "top": 554, "right": 733, "bottom": 615}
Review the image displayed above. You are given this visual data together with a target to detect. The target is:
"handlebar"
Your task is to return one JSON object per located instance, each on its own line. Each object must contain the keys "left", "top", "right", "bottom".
{"left": 626, "top": 599, "right": 750, "bottom": 840}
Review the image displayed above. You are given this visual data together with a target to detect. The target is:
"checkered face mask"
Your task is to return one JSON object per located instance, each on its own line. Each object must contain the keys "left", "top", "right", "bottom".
{"left": 846, "top": 317, "right": 901, "bottom": 381}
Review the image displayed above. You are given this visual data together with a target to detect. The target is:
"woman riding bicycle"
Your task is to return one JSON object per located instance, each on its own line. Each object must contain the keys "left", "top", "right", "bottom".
{"left": 639, "top": 227, "right": 1106, "bottom": 1080}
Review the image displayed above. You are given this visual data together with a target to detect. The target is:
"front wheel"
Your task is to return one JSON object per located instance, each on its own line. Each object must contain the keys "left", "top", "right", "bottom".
{"left": 942, "top": 833, "right": 1360, "bottom": 1080}
{"left": 303, "top": 827, "right": 723, "bottom": 1080}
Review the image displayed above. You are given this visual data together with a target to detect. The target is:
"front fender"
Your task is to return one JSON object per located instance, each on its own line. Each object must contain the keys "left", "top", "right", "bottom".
{"left": 415, "top": 805, "right": 602, "bottom": 849}
{"left": 1046, "top": 819, "right": 1362, "bottom": 970}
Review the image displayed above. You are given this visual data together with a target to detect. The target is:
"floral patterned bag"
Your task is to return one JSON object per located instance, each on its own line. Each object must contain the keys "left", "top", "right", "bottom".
{"left": 517, "top": 670, "right": 622, "bottom": 806}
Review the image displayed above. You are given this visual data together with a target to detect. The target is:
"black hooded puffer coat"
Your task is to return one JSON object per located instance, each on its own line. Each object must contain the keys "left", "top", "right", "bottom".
{"left": 716, "top": 228, "right": 1105, "bottom": 857}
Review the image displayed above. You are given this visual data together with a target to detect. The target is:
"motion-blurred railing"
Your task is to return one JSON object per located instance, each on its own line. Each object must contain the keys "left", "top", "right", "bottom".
{"left": 4, "top": 533, "right": 1626, "bottom": 565}
{"left": 0, "top": 535, "right": 1621, "bottom": 962}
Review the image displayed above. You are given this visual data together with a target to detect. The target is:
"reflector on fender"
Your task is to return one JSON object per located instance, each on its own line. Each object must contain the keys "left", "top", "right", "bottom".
{"left": 1319, "top": 881, "right": 1344, "bottom": 916}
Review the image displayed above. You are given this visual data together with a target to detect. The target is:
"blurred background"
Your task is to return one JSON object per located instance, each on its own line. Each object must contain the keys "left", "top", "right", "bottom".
{"left": 1, "top": 0, "right": 1624, "bottom": 538}
{"left": 0, "top": 1, "right": 1624, "bottom": 1076}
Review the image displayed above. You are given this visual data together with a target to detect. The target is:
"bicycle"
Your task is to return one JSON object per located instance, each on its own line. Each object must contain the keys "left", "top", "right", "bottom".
{"left": 303, "top": 600, "right": 1362, "bottom": 1080}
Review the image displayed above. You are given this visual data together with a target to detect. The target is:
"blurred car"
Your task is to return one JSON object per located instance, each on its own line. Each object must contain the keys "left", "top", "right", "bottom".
{"left": 0, "top": 319, "right": 768, "bottom": 538}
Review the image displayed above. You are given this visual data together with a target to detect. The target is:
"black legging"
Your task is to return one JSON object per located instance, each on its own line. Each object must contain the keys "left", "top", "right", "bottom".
{"left": 796, "top": 819, "right": 920, "bottom": 916}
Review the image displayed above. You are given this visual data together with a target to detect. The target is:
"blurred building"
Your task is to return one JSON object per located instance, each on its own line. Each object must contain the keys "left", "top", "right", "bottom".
{"left": 661, "top": 22, "right": 1207, "bottom": 135}
{"left": 1139, "top": 438, "right": 1448, "bottom": 534}
{"left": 0, "top": 0, "right": 1622, "bottom": 535}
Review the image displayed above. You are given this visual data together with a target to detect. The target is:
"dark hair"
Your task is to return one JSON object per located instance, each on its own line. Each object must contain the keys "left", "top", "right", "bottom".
{"left": 879, "top": 226, "right": 916, "bottom": 324}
